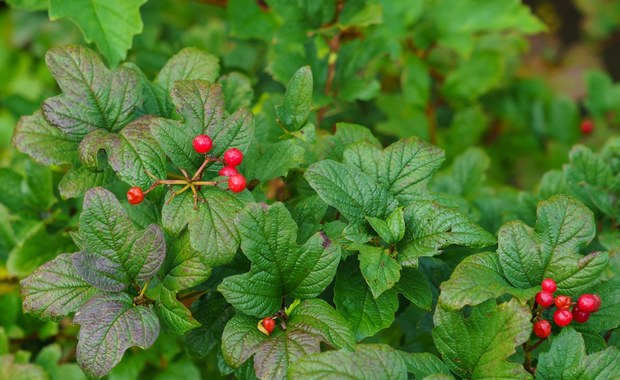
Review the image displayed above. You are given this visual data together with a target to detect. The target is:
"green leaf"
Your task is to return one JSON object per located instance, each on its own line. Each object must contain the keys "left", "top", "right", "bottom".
{"left": 378, "top": 138, "right": 445, "bottom": 204}
{"left": 0, "top": 355, "right": 47, "bottom": 380}
{"left": 537, "top": 328, "right": 620, "bottom": 380}
{"left": 334, "top": 259, "right": 399, "bottom": 340}
{"left": 305, "top": 160, "right": 398, "bottom": 227}
{"left": 399, "top": 352, "right": 453, "bottom": 379}
{"left": 156, "top": 286, "right": 201, "bottom": 335}
{"left": 48, "top": 0, "right": 146, "bottom": 67}
{"left": 580, "top": 277, "right": 620, "bottom": 332}
{"left": 156, "top": 47, "right": 220, "bottom": 92}
{"left": 498, "top": 195, "right": 606, "bottom": 294}
{"left": 150, "top": 80, "right": 254, "bottom": 172}
{"left": 20, "top": 253, "right": 98, "bottom": 321}
{"left": 218, "top": 203, "right": 340, "bottom": 317}
{"left": 58, "top": 165, "right": 116, "bottom": 199}
{"left": 366, "top": 207, "right": 405, "bottom": 244}
{"left": 158, "top": 231, "right": 211, "bottom": 291}
{"left": 227, "top": 0, "right": 277, "bottom": 42}
{"left": 221, "top": 300, "right": 354, "bottom": 377}
{"left": 42, "top": 45, "right": 141, "bottom": 136}
{"left": 275, "top": 66, "right": 313, "bottom": 132}
{"left": 432, "top": 147, "right": 490, "bottom": 197}
{"left": 219, "top": 72, "right": 254, "bottom": 113}
{"left": 439, "top": 252, "right": 538, "bottom": 310}
{"left": 186, "top": 293, "right": 235, "bottom": 358}
{"left": 5, "top": 0, "right": 47, "bottom": 11}
{"left": 74, "top": 292, "right": 159, "bottom": 378}
{"left": 401, "top": 54, "right": 430, "bottom": 107}
{"left": 320, "top": 123, "right": 381, "bottom": 161}
{"left": 442, "top": 51, "right": 505, "bottom": 103}
{"left": 289, "top": 195, "right": 328, "bottom": 244}
{"left": 75, "top": 187, "right": 165, "bottom": 290}
{"left": 343, "top": 141, "right": 382, "bottom": 178}
{"left": 289, "top": 344, "right": 408, "bottom": 380}
{"left": 353, "top": 244, "right": 401, "bottom": 299}
{"left": 244, "top": 140, "right": 305, "bottom": 183}
{"left": 395, "top": 268, "right": 432, "bottom": 311}
{"left": 433, "top": 299, "right": 532, "bottom": 379}
{"left": 398, "top": 202, "right": 496, "bottom": 267}
{"left": 12, "top": 111, "right": 80, "bottom": 166}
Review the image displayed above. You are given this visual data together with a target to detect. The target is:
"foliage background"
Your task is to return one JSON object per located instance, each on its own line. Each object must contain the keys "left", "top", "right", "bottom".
{"left": 1, "top": 0, "right": 620, "bottom": 378}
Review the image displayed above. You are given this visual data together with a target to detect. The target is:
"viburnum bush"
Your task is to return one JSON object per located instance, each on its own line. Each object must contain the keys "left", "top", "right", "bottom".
{"left": 3, "top": 0, "right": 620, "bottom": 379}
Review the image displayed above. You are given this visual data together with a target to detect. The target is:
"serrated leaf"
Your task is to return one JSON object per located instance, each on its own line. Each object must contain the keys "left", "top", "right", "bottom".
{"left": 158, "top": 231, "right": 211, "bottom": 291}
{"left": 378, "top": 138, "right": 445, "bottom": 204}
{"left": 399, "top": 352, "right": 453, "bottom": 379}
{"left": 219, "top": 72, "right": 254, "bottom": 113}
{"left": 156, "top": 47, "right": 220, "bottom": 92}
{"left": 218, "top": 203, "right": 340, "bottom": 317}
{"left": 20, "top": 253, "right": 98, "bottom": 321}
{"left": 275, "top": 66, "right": 313, "bottom": 131}
{"left": 150, "top": 80, "right": 254, "bottom": 172}
{"left": 12, "top": 111, "right": 80, "bottom": 166}
{"left": 289, "top": 344, "right": 408, "bottom": 380}
{"left": 186, "top": 293, "right": 235, "bottom": 358}
{"left": 320, "top": 123, "right": 382, "bottom": 161}
{"left": 156, "top": 286, "right": 200, "bottom": 335}
{"left": 398, "top": 202, "right": 496, "bottom": 267}
{"left": 49, "top": 1, "right": 146, "bottom": 67}
{"left": 41, "top": 46, "right": 141, "bottom": 136}
{"left": 343, "top": 141, "right": 382, "bottom": 178}
{"left": 289, "top": 195, "right": 328, "bottom": 244}
{"left": 58, "top": 165, "right": 116, "bottom": 200}
{"left": 244, "top": 140, "right": 305, "bottom": 183}
{"left": 498, "top": 195, "right": 606, "bottom": 294}
{"left": 305, "top": 160, "right": 398, "bottom": 227}
{"left": 395, "top": 268, "right": 432, "bottom": 311}
{"left": 366, "top": 207, "right": 405, "bottom": 244}
{"left": 74, "top": 292, "right": 159, "bottom": 378}
{"left": 353, "top": 244, "right": 401, "bottom": 299}
{"left": 537, "top": 328, "right": 620, "bottom": 380}
{"left": 334, "top": 259, "right": 398, "bottom": 340}
{"left": 439, "top": 252, "right": 538, "bottom": 310}
{"left": 77, "top": 187, "right": 165, "bottom": 289}
{"left": 221, "top": 300, "right": 354, "bottom": 379}
{"left": 433, "top": 299, "right": 532, "bottom": 379}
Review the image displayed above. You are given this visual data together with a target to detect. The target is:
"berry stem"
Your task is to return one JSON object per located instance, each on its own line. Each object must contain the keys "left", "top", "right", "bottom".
{"left": 139, "top": 279, "right": 151, "bottom": 298}
{"left": 192, "top": 156, "right": 213, "bottom": 181}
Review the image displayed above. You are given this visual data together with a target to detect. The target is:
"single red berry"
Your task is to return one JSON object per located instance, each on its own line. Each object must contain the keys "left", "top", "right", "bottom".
{"left": 127, "top": 186, "right": 144, "bottom": 205}
{"left": 535, "top": 291, "right": 554, "bottom": 308}
{"left": 577, "top": 294, "right": 598, "bottom": 313}
{"left": 554, "top": 295, "right": 572, "bottom": 310}
{"left": 533, "top": 320, "right": 552, "bottom": 338}
{"left": 228, "top": 174, "right": 247, "bottom": 193}
{"left": 223, "top": 148, "right": 243, "bottom": 167}
{"left": 572, "top": 306, "right": 590, "bottom": 323}
{"left": 592, "top": 294, "right": 602, "bottom": 312}
{"left": 219, "top": 166, "right": 238, "bottom": 177}
{"left": 261, "top": 317, "right": 276, "bottom": 334}
{"left": 193, "top": 134, "right": 213, "bottom": 154}
{"left": 580, "top": 119, "right": 594, "bottom": 135}
{"left": 541, "top": 278, "right": 557, "bottom": 293}
{"left": 553, "top": 309, "right": 573, "bottom": 327}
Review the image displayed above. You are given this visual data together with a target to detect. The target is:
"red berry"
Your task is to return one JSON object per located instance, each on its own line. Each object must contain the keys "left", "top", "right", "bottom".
{"left": 193, "top": 134, "right": 213, "bottom": 154}
{"left": 580, "top": 119, "right": 594, "bottom": 135}
{"left": 261, "top": 317, "right": 276, "bottom": 334}
{"left": 577, "top": 294, "right": 598, "bottom": 313}
{"left": 219, "top": 166, "right": 238, "bottom": 177}
{"left": 541, "top": 278, "right": 557, "bottom": 293}
{"left": 536, "top": 291, "right": 554, "bottom": 308}
{"left": 223, "top": 148, "right": 243, "bottom": 166}
{"left": 553, "top": 309, "right": 573, "bottom": 327}
{"left": 127, "top": 186, "right": 144, "bottom": 205}
{"left": 228, "top": 174, "right": 247, "bottom": 193}
{"left": 533, "top": 320, "right": 552, "bottom": 338}
{"left": 592, "top": 294, "right": 602, "bottom": 312}
{"left": 572, "top": 307, "right": 590, "bottom": 323}
{"left": 554, "top": 295, "right": 572, "bottom": 310}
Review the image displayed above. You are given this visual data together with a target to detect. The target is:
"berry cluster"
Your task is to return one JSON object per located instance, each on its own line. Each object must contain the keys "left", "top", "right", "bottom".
{"left": 532, "top": 278, "right": 602, "bottom": 338}
{"left": 126, "top": 134, "right": 247, "bottom": 207}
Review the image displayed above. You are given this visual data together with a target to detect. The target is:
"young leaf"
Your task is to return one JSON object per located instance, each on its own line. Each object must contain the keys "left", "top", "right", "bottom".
{"left": 439, "top": 252, "right": 537, "bottom": 310}
{"left": 366, "top": 207, "right": 405, "bottom": 244}
{"left": 536, "top": 328, "right": 620, "bottom": 380}
{"left": 218, "top": 203, "right": 340, "bottom": 317}
{"left": 41, "top": 46, "right": 141, "bottom": 136}
{"left": 498, "top": 195, "right": 607, "bottom": 294}
{"left": 20, "top": 253, "right": 99, "bottom": 321}
{"left": 352, "top": 244, "right": 402, "bottom": 299}
{"left": 395, "top": 268, "right": 432, "bottom": 311}
{"left": 155, "top": 286, "right": 201, "bottom": 335}
{"left": 289, "top": 344, "right": 408, "bottom": 380}
{"left": 275, "top": 66, "right": 313, "bottom": 132}
{"left": 74, "top": 292, "right": 159, "bottom": 378}
{"left": 48, "top": 0, "right": 146, "bottom": 67}
{"left": 320, "top": 123, "right": 381, "bottom": 161}
{"left": 433, "top": 299, "right": 532, "bottom": 379}
{"left": 397, "top": 201, "right": 496, "bottom": 267}
{"left": 221, "top": 299, "right": 354, "bottom": 378}
{"left": 334, "top": 259, "right": 399, "bottom": 340}
{"left": 156, "top": 47, "right": 220, "bottom": 92}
